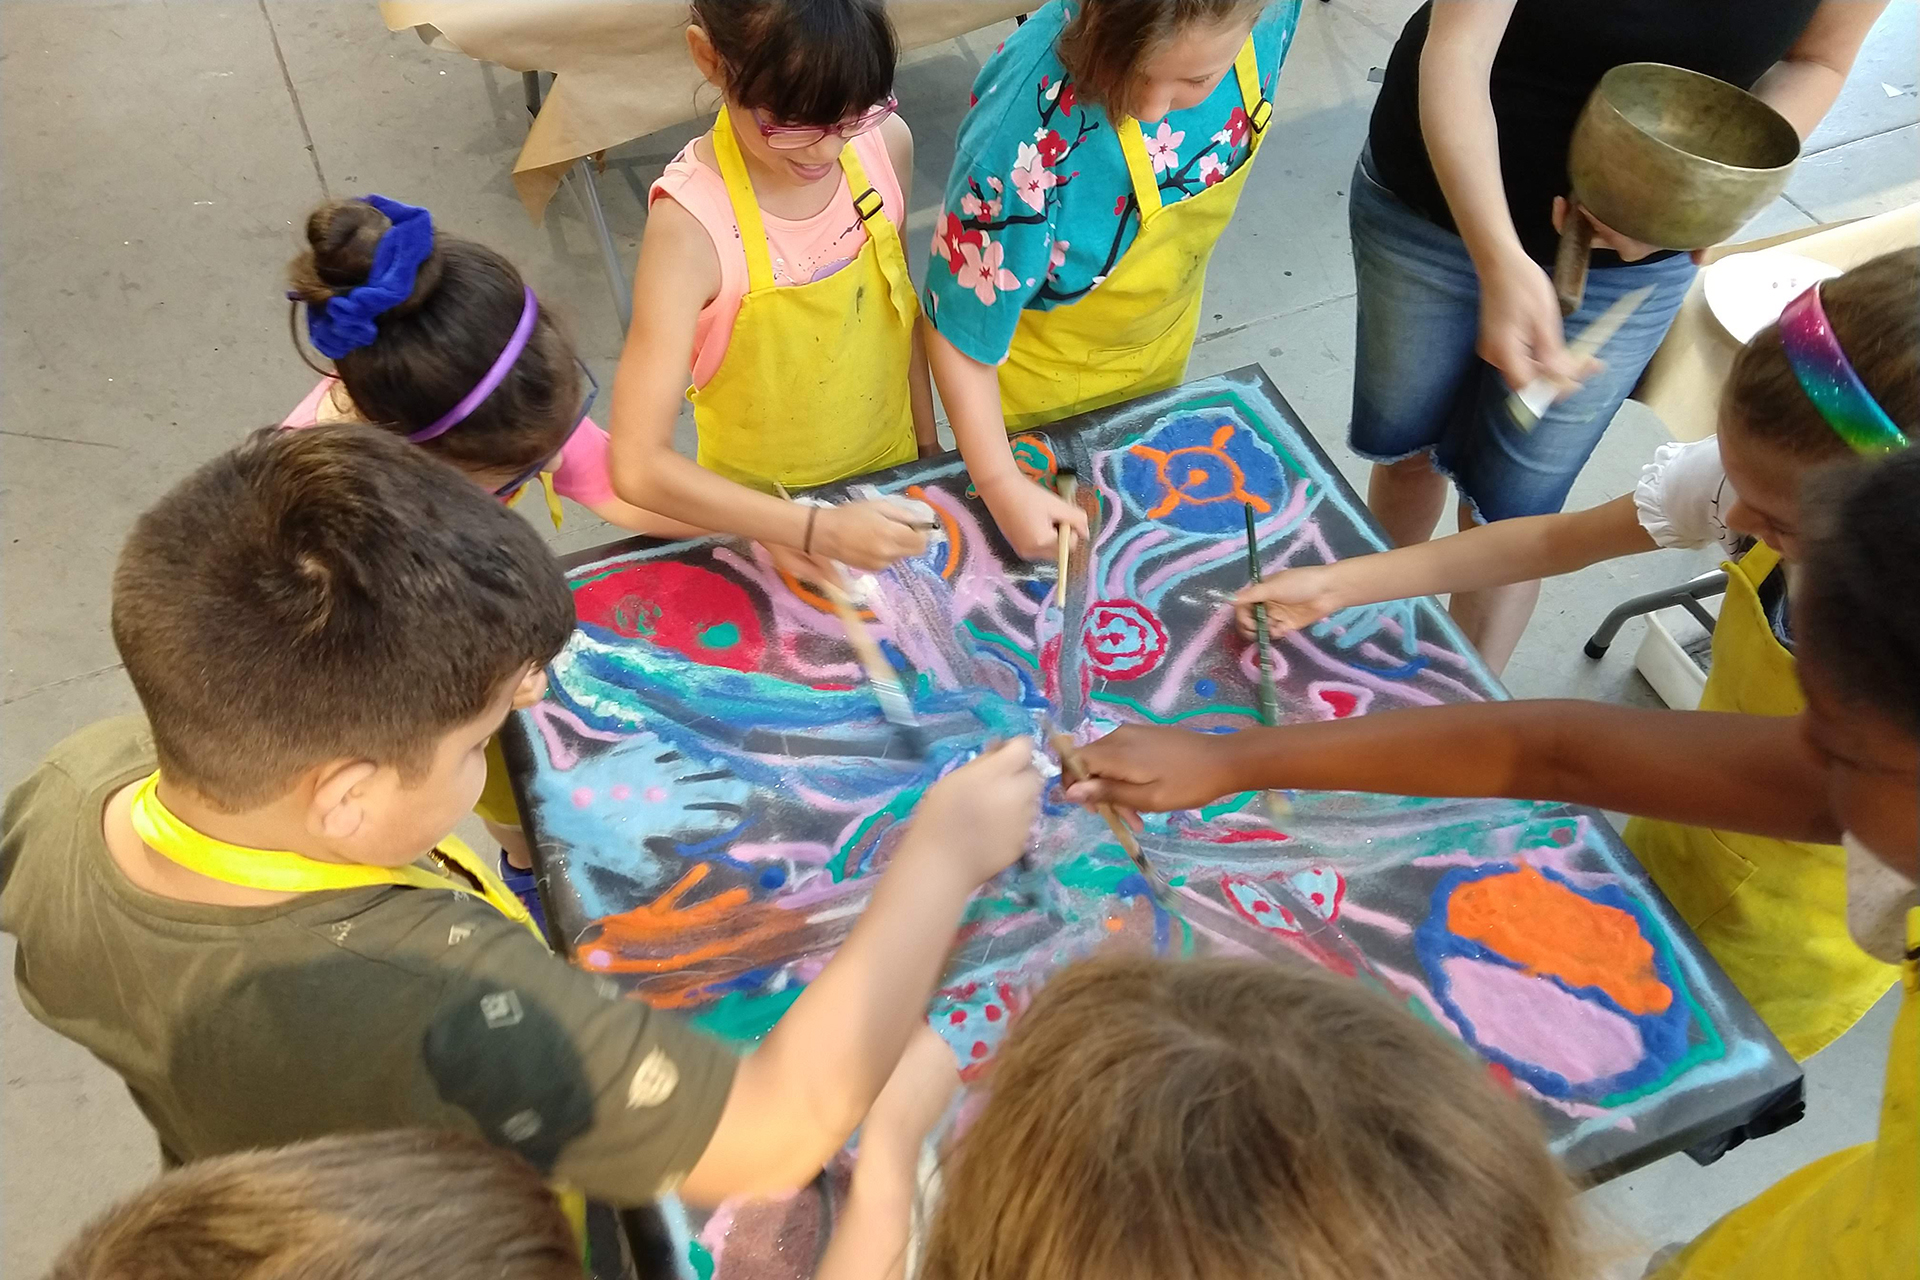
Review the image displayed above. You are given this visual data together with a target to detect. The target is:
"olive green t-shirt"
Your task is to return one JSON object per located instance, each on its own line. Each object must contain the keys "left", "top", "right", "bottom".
{"left": 0, "top": 717, "right": 737, "bottom": 1205}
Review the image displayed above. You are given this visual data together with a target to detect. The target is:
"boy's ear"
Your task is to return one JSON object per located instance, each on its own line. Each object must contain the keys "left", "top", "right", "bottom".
{"left": 686, "top": 23, "right": 725, "bottom": 90}
{"left": 308, "top": 760, "right": 380, "bottom": 841}
{"left": 512, "top": 667, "right": 549, "bottom": 710}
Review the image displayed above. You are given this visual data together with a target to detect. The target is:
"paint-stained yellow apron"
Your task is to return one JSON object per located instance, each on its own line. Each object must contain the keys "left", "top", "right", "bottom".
{"left": 690, "top": 107, "right": 919, "bottom": 492}
{"left": 126, "top": 773, "right": 589, "bottom": 1249}
{"left": 1625, "top": 542, "right": 1898, "bottom": 1060}
{"left": 998, "top": 39, "right": 1272, "bottom": 430}
{"left": 1654, "top": 908, "right": 1917, "bottom": 1279}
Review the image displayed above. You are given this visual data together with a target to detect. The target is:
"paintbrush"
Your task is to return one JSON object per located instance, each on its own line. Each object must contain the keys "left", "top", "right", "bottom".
{"left": 1243, "top": 504, "right": 1292, "bottom": 822}
{"left": 774, "top": 482, "right": 927, "bottom": 755}
{"left": 1506, "top": 285, "right": 1656, "bottom": 429}
{"left": 1048, "top": 728, "right": 1152, "bottom": 879}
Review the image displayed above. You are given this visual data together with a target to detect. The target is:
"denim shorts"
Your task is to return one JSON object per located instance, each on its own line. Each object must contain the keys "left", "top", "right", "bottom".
{"left": 1346, "top": 150, "right": 1696, "bottom": 522}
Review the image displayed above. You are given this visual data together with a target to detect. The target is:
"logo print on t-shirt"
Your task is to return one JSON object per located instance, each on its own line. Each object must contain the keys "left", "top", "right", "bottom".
{"left": 626, "top": 1047, "right": 679, "bottom": 1109}
{"left": 480, "top": 990, "right": 525, "bottom": 1029}
{"left": 501, "top": 1109, "right": 544, "bottom": 1143}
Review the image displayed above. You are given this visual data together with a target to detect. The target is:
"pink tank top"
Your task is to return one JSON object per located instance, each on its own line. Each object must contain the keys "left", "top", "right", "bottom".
{"left": 649, "top": 127, "right": 906, "bottom": 388}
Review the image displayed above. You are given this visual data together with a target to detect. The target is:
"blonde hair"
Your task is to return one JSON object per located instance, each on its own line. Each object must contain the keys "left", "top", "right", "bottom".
{"left": 1056, "top": 0, "right": 1267, "bottom": 118}
{"left": 920, "top": 953, "right": 1586, "bottom": 1280}
{"left": 46, "top": 1131, "right": 583, "bottom": 1280}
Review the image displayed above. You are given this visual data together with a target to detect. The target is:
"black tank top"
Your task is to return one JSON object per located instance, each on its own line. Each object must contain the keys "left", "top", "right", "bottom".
{"left": 1366, "top": 0, "right": 1820, "bottom": 267}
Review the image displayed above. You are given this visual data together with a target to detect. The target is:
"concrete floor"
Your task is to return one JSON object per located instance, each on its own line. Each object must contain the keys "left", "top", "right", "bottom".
{"left": 3, "top": 1, "right": 1914, "bottom": 1273}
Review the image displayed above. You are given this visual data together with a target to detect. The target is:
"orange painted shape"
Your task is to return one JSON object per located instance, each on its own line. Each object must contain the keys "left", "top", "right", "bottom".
{"left": 1447, "top": 865, "right": 1672, "bottom": 1016}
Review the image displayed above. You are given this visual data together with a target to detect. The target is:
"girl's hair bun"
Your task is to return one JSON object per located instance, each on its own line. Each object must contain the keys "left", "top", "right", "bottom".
{"left": 286, "top": 198, "right": 442, "bottom": 312}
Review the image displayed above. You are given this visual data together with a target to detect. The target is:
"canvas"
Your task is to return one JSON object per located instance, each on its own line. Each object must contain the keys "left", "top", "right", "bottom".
{"left": 502, "top": 366, "right": 1800, "bottom": 1274}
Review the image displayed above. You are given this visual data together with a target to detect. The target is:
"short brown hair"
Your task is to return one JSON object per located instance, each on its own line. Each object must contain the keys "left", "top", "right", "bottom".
{"left": 111, "top": 424, "right": 575, "bottom": 809}
{"left": 290, "top": 199, "right": 581, "bottom": 474}
{"left": 46, "top": 1131, "right": 582, "bottom": 1280}
{"left": 1056, "top": 0, "right": 1266, "bottom": 118}
{"left": 1724, "top": 246, "right": 1919, "bottom": 459}
{"left": 921, "top": 953, "right": 1586, "bottom": 1280}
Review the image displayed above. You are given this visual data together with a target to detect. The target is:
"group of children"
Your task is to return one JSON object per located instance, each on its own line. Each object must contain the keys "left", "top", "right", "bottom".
{"left": 4, "top": 0, "right": 1915, "bottom": 1277}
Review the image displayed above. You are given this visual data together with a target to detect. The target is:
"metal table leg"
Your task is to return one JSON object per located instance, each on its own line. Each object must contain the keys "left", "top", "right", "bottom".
{"left": 1583, "top": 571, "right": 1730, "bottom": 660}
{"left": 524, "top": 72, "right": 633, "bottom": 330}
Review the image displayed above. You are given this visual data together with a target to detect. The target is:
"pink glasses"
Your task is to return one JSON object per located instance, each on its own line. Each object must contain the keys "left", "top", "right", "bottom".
{"left": 753, "top": 96, "right": 898, "bottom": 150}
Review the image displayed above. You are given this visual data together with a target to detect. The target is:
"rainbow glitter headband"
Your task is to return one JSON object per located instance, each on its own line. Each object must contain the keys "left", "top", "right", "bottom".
{"left": 1778, "top": 283, "right": 1906, "bottom": 454}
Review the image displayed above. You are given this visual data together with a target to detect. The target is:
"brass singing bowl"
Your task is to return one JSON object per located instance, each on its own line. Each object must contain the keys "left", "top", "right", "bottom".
{"left": 1555, "top": 63, "right": 1800, "bottom": 314}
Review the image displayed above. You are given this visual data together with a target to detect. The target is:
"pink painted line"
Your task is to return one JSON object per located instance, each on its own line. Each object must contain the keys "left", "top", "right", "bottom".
{"left": 1336, "top": 902, "right": 1412, "bottom": 936}
{"left": 1147, "top": 598, "right": 1236, "bottom": 714}
{"left": 530, "top": 701, "right": 626, "bottom": 770}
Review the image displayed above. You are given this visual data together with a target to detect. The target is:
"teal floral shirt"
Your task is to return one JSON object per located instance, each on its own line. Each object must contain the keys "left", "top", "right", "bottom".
{"left": 924, "top": 0, "right": 1302, "bottom": 365}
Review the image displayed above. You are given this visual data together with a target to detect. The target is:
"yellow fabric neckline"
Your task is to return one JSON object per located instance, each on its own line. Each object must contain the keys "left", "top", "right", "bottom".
{"left": 1118, "top": 39, "right": 1266, "bottom": 222}
{"left": 126, "top": 772, "right": 538, "bottom": 938}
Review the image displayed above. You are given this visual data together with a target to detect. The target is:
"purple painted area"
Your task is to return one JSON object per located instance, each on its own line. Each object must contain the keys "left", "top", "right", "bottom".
{"left": 1441, "top": 956, "right": 1646, "bottom": 1086}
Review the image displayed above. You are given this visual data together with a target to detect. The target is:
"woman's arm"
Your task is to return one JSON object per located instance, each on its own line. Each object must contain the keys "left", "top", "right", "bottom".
{"left": 1236, "top": 494, "right": 1656, "bottom": 635}
{"left": 927, "top": 328, "right": 1087, "bottom": 558}
{"left": 1069, "top": 707, "right": 1841, "bottom": 844}
{"left": 1751, "top": 0, "right": 1888, "bottom": 138}
{"left": 1420, "top": 1, "right": 1590, "bottom": 393}
{"left": 608, "top": 198, "right": 927, "bottom": 571}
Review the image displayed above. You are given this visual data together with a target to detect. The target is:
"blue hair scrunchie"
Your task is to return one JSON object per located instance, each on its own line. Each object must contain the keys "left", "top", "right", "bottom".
{"left": 302, "top": 195, "right": 436, "bottom": 360}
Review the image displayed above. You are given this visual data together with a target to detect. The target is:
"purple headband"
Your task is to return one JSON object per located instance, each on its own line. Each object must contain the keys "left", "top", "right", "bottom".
{"left": 409, "top": 286, "right": 539, "bottom": 443}
{"left": 1777, "top": 283, "right": 1906, "bottom": 455}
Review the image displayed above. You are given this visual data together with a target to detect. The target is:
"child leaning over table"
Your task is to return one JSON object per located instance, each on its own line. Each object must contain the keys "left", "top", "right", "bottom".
{"left": 0, "top": 423, "right": 1043, "bottom": 1210}
{"left": 815, "top": 954, "right": 1587, "bottom": 1280}
{"left": 1234, "top": 247, "right": 1919, "bottom": 1061}
{"left": 1069, "top": 450, "right": 1920, "bottom": 1280}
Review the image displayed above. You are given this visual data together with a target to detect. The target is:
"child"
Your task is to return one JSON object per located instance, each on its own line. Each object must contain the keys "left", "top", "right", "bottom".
{"left": 925, "top": 0, "right": 1303, "bottom": 559}
{"left": 286, "top": 194, "right": 711, "bottom": 910}
{"left": 286, "top": 195, "right": 694, "bottom": 539}
{"left": 609, "top": 0, "right": 937, "bottom": 577}
{"left": 48, "top": 1131, "right": 584, "bottom": 1280}
{"left": 1234, "top": 247, "right": 1919, "bottom": 1060}
{"left": 0, "top": 424, "right": 1043, "bottom": 1211}
{"left": 820, "top": 954, "right": 1587, "bottom": 1280}
{"left": 1069, "top": 450, "right": 1920, "bottom": 1278}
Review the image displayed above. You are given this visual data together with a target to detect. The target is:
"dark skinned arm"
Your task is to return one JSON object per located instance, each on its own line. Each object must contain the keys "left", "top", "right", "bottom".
{"left": 1067, "top": 704, "right": 1841, "bottom": 845}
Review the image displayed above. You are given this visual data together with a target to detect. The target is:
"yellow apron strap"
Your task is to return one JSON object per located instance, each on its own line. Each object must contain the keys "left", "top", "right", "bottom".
{"left": 710, "top": 106, "right": 779, "bottom": 293}
{"left": 1233, "top": 37, "right": 1271, "bottom": 135}
{"left": 837, "top": 139, "right": 919, "bottom": 325}
{"left": 1737, "top": 538, "right": 1782, "bottom": 584}
{"left": 1116, "top": 119, "right": 1163, "bottom": 221}
{"left": 1117, "top": 36, "right": 1264, "bottom": 223}
{"left": 128, "top": 773, "right": 541, "bottom": 939}
{"left": 506, "top": 471, "right": 565, "bottom": 530}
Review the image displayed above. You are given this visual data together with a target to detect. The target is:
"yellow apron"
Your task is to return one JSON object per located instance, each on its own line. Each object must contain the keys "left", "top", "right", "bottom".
{"left": 1654, "top": 908, "right": 1917, "bottom": 1279}
{"left": 475, "top": 735, "right": 521, "bottom": 829}
{"left": 127, "top": 773, "right": 590, "bottom": 1249}
{"left": 998, "top": 39, "right": 1273, "bottom": 430}
{"left": 690, "top": 108, "right": 919, "bottom": 492}
{"left": 1625, "top": 543, "right": 1898, "bottom": 1060}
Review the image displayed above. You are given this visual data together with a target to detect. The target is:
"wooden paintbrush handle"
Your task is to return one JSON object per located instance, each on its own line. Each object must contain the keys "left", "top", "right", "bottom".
{"left": 1050, "top": 733, "right": 1145, "bottom": 863}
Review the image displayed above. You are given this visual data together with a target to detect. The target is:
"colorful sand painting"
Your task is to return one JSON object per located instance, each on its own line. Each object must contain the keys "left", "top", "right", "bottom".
{"left": 503, "top": 366, "right": 1798, "bottom": 1270}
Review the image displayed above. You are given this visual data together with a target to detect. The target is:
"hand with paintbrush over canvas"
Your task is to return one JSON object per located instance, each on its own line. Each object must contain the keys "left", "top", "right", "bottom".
{"left": 0, "top": 425, "right": 1044, "bottom": 1220}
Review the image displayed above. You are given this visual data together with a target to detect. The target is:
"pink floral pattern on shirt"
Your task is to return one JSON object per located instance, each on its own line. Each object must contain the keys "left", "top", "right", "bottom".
{"left": 928, "top": 66, "right": 1262, "bottom": 311}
